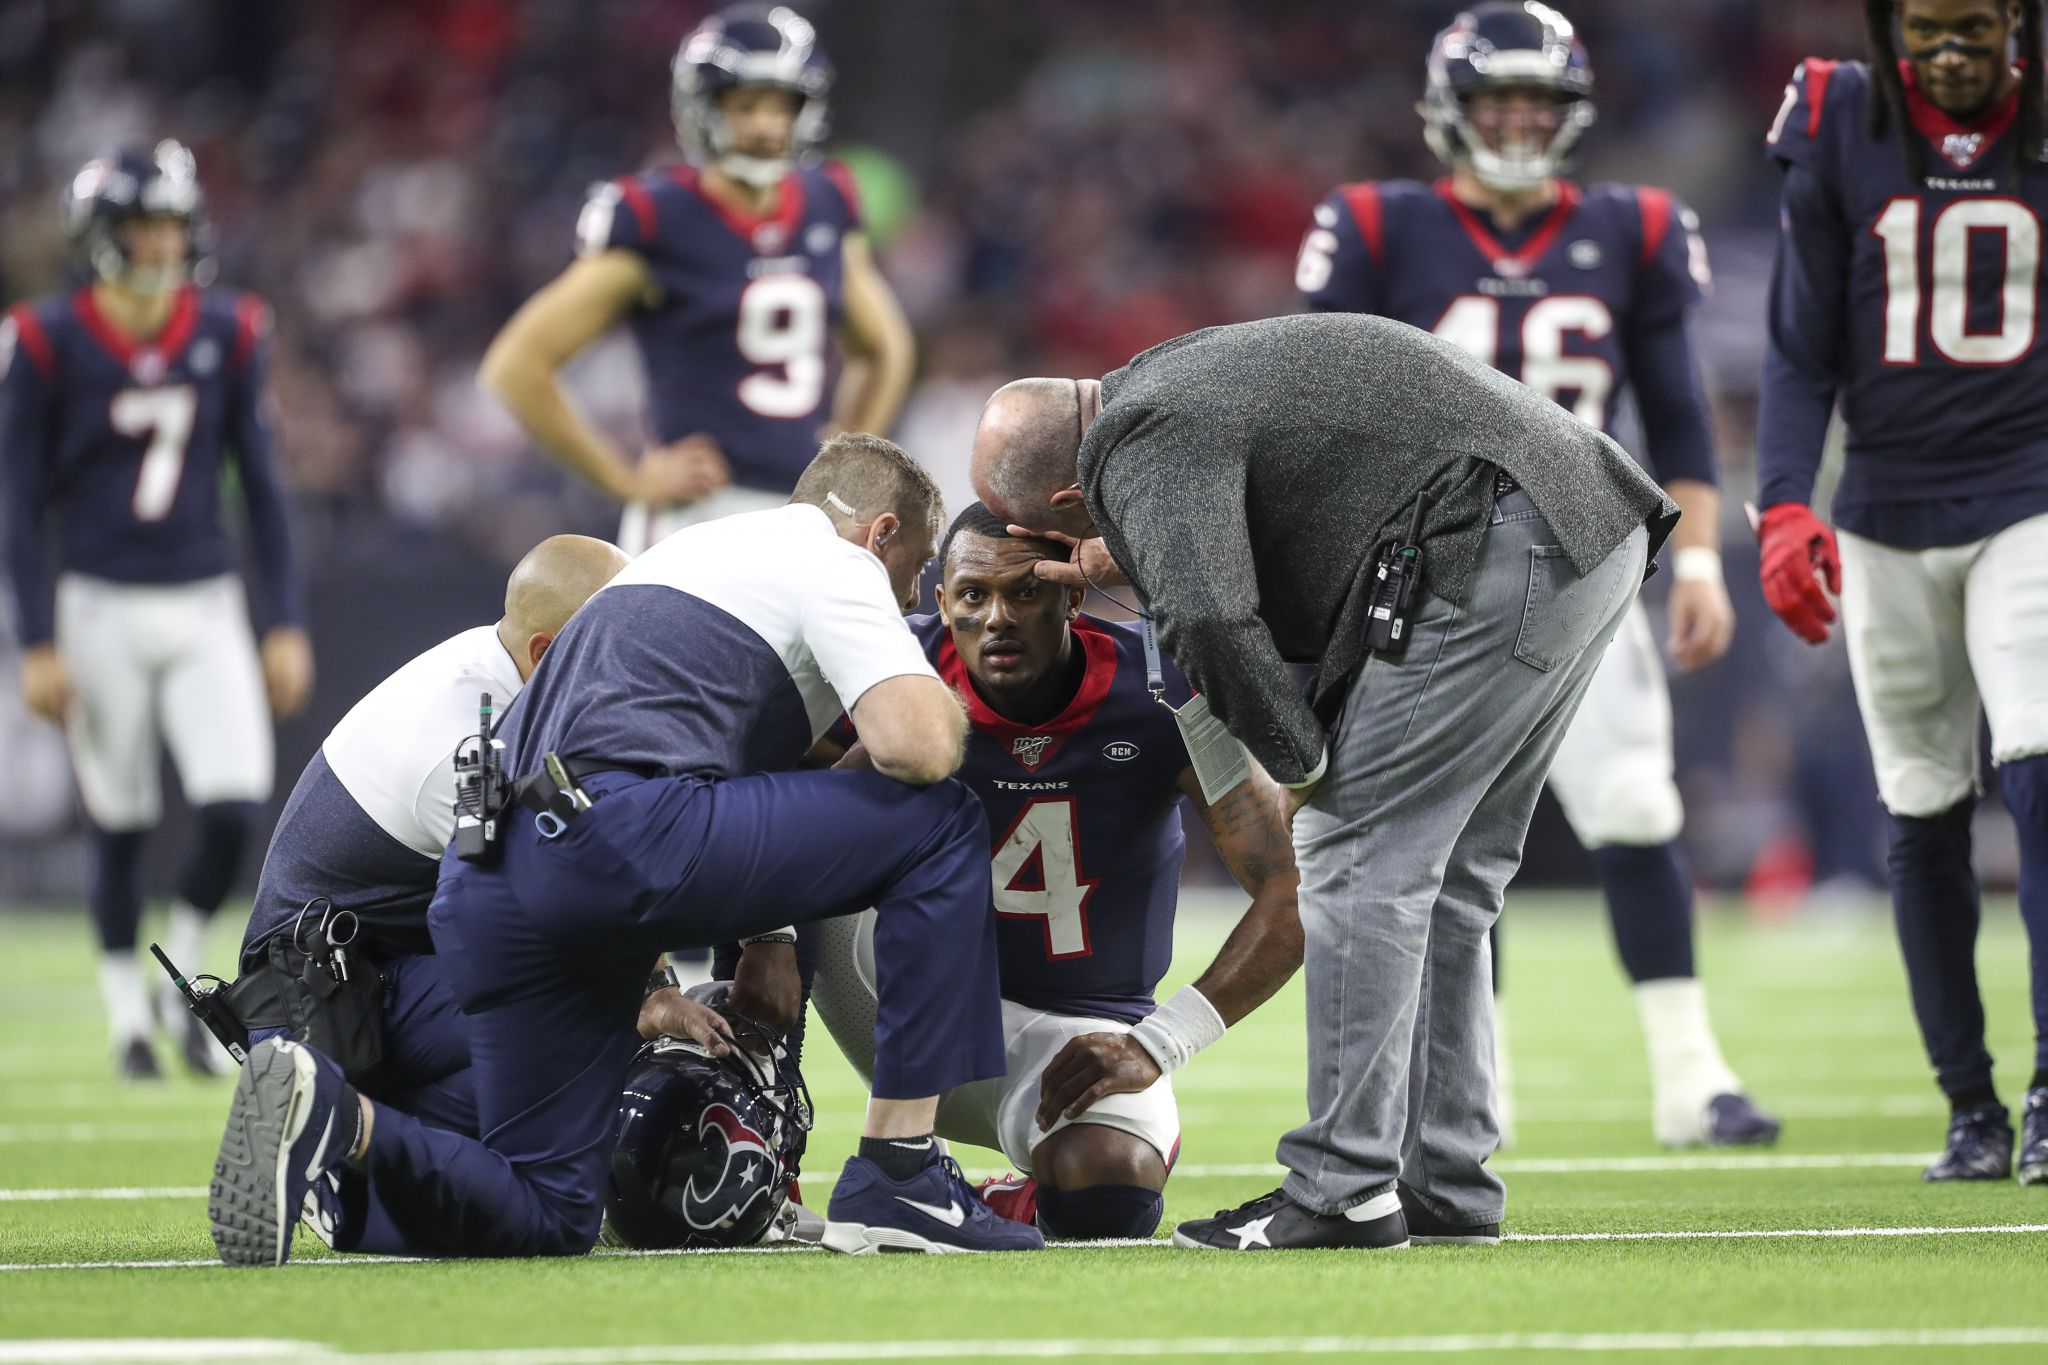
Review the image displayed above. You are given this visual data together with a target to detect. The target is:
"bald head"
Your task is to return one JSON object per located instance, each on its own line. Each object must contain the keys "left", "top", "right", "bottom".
{"left": 500, "top": 534, "right": 629, "bottom": 680}
{"left": 970, "top": 378, "right": 1100, "bottom": 536}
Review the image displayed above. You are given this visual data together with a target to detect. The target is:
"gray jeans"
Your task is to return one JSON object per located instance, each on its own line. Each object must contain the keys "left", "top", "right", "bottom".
{"left": 1277, "top": 489, "right": 1647, "bottom": 1226}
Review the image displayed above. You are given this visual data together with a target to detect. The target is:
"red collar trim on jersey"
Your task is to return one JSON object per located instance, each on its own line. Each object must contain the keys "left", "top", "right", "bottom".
{"left": 936, "top": 616, "right": 1119, "bottom": 772}
{"left": 1899, "top": 60, "right": 2021, "bottom": 165}
{"left": 71, "top": 285, "right": 199, "bottom": 373}
{"left": 1434, "top": 179, "right": 1581, "bottom": 275}
{"left": 668, "top": 165, "right": 808, "bottom": 248}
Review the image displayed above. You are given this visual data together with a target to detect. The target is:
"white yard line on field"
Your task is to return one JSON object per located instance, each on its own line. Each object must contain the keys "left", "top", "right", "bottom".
{"left": 3, "top": 1222, "right": 2045, "bottom": 1273}
{"left": 0, "top": 1121, "right": 214, "bottom": 1143}
{"left": 13, "top": 1327, "right": 2048, "bottom": 1363}
{"left": 0, "top": 1152, "right": 1940, "bottom": 1204}
{"left": 0, "top": 1186, "right": 207, "bottom": 1202}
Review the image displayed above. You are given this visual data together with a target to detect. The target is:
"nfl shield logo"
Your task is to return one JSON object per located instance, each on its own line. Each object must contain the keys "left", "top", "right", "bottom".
{"left": 1012, "top": 735, "right": 1053, "bottom": 770}
{"left": 131, "top": 349, "right": 167, "bottom": 385}
{"left": 1942, "top": 131, "right": 1986, "bottom": 168}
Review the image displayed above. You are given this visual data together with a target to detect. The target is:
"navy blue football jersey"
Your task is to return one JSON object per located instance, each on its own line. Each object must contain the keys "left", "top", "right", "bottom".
{"left": 909, "top": 612, "right": 1195, "bottom": 1024}
{"left": 1759, "top": 59, "right": 2048, "bottom": 546}
{"left": 1300, "top": 177, "right": 1715, "bottom": 487}
{"left": 576, "top": 161, "right": 861, "bottom": 495}
{"left": 0, "top": 284, "right": 300, "bottom": 646}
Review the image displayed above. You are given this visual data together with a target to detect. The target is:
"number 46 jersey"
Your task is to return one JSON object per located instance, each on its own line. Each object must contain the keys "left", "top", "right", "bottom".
{"left": 1298, "top": 176, "right": 1716, "bottom": 490}
{"left": 577, "top": 161, "right": 862, "bottom": 496}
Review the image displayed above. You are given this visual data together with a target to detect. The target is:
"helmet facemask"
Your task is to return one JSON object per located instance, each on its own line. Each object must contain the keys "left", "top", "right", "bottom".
{"left": 671, "top": 6, "right": 832, "bottom": 188}
{"left": 1420, "top": 2, "right": 1597, "bottom": 193}
{"left": 1431, "top": 80, "right": 1594, "bottom": 193}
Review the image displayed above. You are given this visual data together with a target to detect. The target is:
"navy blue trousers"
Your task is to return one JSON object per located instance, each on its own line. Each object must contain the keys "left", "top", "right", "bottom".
{"left": 351, "top": 767, "right": 1004, "bottom": 1258}
{"left": 251, "top": 952, "right": 477, "bottom": 1137}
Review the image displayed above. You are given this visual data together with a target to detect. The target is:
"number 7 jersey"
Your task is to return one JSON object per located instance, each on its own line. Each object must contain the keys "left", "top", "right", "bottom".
{"left": 1297, "top": 175, "right": 1715, "bottom": 490}
{"left": 0, "top": 284, "right": 299, "bottom": 648}
{"left": 576, "top": 161, "right": 862, "bottom": 495}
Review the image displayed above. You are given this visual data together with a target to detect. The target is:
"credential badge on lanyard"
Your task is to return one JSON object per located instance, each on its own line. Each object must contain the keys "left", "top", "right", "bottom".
{"left": 1140, "top": 613, "right": 1251, "bottom": 804}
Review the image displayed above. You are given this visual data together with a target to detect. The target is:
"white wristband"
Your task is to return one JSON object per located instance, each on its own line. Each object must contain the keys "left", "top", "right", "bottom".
{"left": 1284, "top": 749, "right": 1328, "bottom": 790}
{"left": 740, "top": 926, "right": 798, "bottom": 946}
{"left": 1127, "top": 985, "right": 1227, "bottom": 1076}
{"left": 1672, "top": 546, "right": 1724, "bottom": 585}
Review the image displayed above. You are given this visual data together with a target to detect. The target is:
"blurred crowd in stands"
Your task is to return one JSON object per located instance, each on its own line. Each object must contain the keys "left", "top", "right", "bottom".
{"left": 2, "top": 0, "right": 1942, "bottom": 897}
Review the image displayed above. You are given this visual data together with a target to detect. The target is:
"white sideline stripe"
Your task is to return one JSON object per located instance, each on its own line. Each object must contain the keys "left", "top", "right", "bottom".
{"left": 1032, "top": 1153, "right": 1939, "bottom": 1178}
{"left": 0, "top": 1122, "right": 214, "bottom": 1143}
{"left": 0, "top": 1096, "right": 1951, "bottom": 1140}
{"left": 13, "top": 1328, "right": 2048, "bottom": 1362}
{"left": 0, "top": 1185, "right": 208, "bottom": 1202}
{"left": 0, "top": 1154, "right": 1939, "bottom": 1202}
{"left": 4, "top": 1223, "right": 2046, "bottom": 1272}
{"left": 1507, "top": 1223, "right": 2048, "bottom": 1243}
{"left": 0, "top": 1342, "right": 320, "bottom": 1362}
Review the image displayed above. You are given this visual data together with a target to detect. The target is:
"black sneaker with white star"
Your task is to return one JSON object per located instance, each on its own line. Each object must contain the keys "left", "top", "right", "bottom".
{"left": 1172, "top": 1188, "right": 1409, "bottom": 1251}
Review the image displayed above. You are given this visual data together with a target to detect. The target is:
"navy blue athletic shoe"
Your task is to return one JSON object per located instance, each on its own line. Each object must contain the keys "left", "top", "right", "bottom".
{"left": 2019, "top": 1088, "right": 2048, "bottom": 1188}
{"left": 1922, "top": 1102, "right": 2013, "bottom": 1182}
{"left": 825, "top": 1153, "right": 1045, "bottom": 1253}
{"left": 1702, "top": 1093, "right": 1783, "bottom": 1147}
{"left": 209, "top": 1038, "right": 362, "bottom": 1266}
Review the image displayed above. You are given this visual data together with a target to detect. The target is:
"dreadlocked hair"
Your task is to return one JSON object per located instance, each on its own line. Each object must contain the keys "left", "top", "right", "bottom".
{"left": 1866, "top": 0, "right": 2048, "bottom": 182}
{"left": 2020, "top": 0, "right": 2046, "bottom": 178}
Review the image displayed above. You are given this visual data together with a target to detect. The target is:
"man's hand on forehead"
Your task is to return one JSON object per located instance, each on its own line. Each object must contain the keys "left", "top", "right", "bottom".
{"left": 1007, "top": 522, "right": 1128, "bottom": 590}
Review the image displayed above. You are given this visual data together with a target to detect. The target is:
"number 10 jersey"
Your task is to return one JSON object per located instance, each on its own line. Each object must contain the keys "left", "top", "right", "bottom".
{"left": 577, "top": 160, "right": 862, "bottom": 497}
{"left": 1760, "top": 58, "right": 2048, "bottom": 548}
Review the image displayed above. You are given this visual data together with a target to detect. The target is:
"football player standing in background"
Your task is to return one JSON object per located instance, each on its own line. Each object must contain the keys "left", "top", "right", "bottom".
{"left": 481, "top": 3, "right": 915, "bottom": 554}
{"left": 1758, "top": 0, "right": 2048, "bottom": 1185}
{"left": 1, "top": 141, "right": 311, "bottom": 1078}
{"left": 1300, "top": 1, "right": 1777, "bottom": 1148}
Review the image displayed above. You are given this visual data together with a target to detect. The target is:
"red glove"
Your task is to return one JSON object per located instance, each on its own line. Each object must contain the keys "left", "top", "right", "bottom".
{"left": 1758, "top": 503, "right": 1842, "bottom": 644}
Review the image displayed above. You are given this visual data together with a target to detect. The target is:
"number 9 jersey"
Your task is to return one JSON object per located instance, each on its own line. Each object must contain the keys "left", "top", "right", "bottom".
{"left": 1297, "top": 175, "right": 1715, "bottom": 492}
{"left": 575, "top": 160, "right": 863, "bottom": 496}
{"left": 1759, "top": 59, "right": 2048, "bottom": 546}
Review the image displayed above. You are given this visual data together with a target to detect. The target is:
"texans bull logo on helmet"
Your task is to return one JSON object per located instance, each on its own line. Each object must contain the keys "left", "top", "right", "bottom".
{"left": 680, "top": 1102, "right": 780, "bottom": 1234}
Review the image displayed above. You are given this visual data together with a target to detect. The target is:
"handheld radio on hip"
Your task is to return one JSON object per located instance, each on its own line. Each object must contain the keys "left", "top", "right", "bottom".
{"left": 453, "top": 692, "right": 509, "bottom": 864}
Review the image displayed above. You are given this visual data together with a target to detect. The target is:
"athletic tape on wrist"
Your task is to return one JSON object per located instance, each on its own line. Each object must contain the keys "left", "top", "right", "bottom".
{"left": 1127, "top": 984, "right": 1227, "bottom": 1075}
{"left": 1672, "top": 546, "right": 1724, "bottom": 586}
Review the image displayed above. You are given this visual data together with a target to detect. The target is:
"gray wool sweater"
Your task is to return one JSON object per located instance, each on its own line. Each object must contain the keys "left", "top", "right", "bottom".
{"left": 1077, "top": 313, "right": 1678, "bottom": 785}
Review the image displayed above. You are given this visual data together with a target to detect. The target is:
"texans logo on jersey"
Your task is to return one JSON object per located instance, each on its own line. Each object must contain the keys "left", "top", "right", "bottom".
{"left": 680, "top": 1102, "right": 777, "bottom": 1233}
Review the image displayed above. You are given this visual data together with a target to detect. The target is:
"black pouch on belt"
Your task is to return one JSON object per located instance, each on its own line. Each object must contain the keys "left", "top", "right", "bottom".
{"left": 262, "top": 899, "right": 386, "bottom": 1083}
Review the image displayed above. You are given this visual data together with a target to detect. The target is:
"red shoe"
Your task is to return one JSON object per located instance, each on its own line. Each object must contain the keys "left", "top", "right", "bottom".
{"left": 975, "top": 1172, "right": 1039, "bottom": 1226}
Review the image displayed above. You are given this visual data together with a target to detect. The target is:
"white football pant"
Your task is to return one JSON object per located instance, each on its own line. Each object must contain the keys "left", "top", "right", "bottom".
{"left": 55, "top": 573, "right": 273, "bottom": 831}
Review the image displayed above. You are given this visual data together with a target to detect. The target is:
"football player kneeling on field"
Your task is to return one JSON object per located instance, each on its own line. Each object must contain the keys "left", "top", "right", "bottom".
{"left": 810, "top": 502, "right": 1304, "bottom": 1242}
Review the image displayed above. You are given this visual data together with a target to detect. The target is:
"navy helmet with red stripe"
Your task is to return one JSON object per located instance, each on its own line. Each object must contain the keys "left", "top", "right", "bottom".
{"left": 1421, "top": 2, "right": 1596, "bottom": 192}
{"left": 602, "top": 1022, "right": 812, "bottom": 1250}
{"left": 61, "top": 140, "right": 215, "bottom": 293}
{"left": 671, "top": 4, "right": 832, "bottom": 189}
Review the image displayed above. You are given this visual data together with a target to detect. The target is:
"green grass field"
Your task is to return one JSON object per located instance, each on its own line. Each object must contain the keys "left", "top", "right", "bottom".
{"left": 2, "top": 892, "right": 2044, "bottom": 1364}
